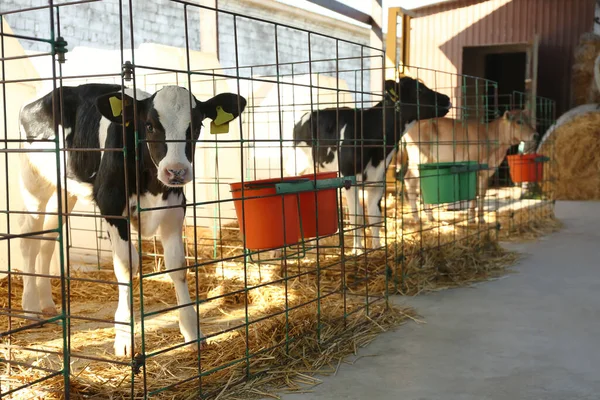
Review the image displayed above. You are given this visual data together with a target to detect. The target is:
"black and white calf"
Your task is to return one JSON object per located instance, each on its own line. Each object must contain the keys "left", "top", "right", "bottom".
{"left": 18, "top": 83, "right": 246, "bottom": 356}
{"left": 285, "top": 78, "right": 451, "bottom": 253}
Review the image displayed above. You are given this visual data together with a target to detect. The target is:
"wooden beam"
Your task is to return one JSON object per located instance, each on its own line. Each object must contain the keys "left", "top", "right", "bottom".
{"left": 306, "top": 0, "right": 383, "bottom": 40}
{"left": 370, "top": 0, "right": 383, "bottom": 95}
{"left": 385, "top": 7, "right": 400, "bottom": 80}
{"left": 400, "top": 13, "right": 411, "bottom": 76}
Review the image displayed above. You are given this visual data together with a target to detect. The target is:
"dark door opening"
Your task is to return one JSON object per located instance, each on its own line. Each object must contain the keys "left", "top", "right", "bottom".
{"left": 463, "top": 45, "right": 528, "bottom": 188}
{"left": 485, "top": 52, "right": 526, "bottom": 115}
{"left": 485, "top": 52, "right": 526, "bottom": 187}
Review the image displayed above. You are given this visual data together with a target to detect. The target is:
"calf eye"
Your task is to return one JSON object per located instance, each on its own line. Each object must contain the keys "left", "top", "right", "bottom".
{"left": 146, "top": 123, "right": 154, "bottom": 132}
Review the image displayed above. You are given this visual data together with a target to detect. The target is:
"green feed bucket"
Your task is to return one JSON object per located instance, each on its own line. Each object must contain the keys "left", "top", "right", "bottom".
{"left": 418, "top": 161, "right": 487, "bottom": 205}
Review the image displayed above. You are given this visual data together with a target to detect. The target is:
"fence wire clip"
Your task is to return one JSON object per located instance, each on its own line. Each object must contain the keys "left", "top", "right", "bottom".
{"left": 122, "top": 61, "right": 134, "bottom": 81}
{"left": 54, "top": 36, "right": 68, "bottom": 63}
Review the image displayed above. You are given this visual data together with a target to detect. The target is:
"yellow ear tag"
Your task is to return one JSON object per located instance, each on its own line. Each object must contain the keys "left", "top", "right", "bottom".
{"left": 214, "top": 105, "right": 234, "bottom": 126}
{"left": 109, "top": 96, "right": 123, "bottom": 117}
{"left": 388, "top": 88, "right": 399, "bottom": 102}
{"left": 210, "top": 120, "right": 229, "bottom": 134}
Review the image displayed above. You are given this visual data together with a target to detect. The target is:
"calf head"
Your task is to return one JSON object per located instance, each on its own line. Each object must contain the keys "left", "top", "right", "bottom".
{"left": 500, "top": 109, "right": 538, "bottom": 152}
{"left": 385, "top": 77, "right": 451, "bottom": 122}
{"left": 96, "top": 86, "right": 247, "bottom": 186}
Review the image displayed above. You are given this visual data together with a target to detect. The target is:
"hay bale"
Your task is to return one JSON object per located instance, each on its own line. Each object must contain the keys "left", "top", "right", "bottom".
{"left": 572, "top": 32, "right": 600, "bottom": 106}
{"left": 540, "top": 111, "right": 600, "bottom": 200}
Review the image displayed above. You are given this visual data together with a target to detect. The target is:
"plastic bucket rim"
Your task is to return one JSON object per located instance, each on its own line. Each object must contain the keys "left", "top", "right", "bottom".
{"left": 418, "top": 160, "right": 479, "bottom": 170}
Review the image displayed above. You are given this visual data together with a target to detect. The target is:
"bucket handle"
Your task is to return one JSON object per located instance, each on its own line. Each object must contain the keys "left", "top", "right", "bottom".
{"left": 534, "top": 156, "right": 550, "bottom": 163}
{"left": 232, "top": 178, "right": 311, "bottom": 192}
{"left": 449, "top": 163, "right": 489, "bottom": 174}
{"left": 275, "top": 176, "right": 357, "bottom": 194}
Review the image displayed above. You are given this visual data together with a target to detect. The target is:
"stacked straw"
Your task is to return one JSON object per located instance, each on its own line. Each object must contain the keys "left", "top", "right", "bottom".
{"left": 571, "top": 32, "right": 600, "bottom": 106}
{"left": 540, "top": 112, "right": 600, "bottom": 200}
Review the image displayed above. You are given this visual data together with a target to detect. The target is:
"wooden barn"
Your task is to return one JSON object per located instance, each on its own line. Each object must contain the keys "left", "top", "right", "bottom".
{"left": 384, "top": 0, "right": 596, "bottom": 186}
{"left": 391, "top": 0, "right": 595, "bottom": 119}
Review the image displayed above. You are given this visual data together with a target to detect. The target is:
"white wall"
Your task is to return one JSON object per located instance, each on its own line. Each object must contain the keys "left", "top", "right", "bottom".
{"left": 0, "top": 19, "right": 41, "bottom": 278}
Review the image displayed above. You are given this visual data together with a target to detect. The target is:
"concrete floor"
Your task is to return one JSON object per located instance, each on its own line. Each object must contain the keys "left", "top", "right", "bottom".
{"left": 278, "top": 201, "right": 600, "bottom": 400}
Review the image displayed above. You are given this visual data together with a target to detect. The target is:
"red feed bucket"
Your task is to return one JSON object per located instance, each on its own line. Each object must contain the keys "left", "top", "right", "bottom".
{"left": 506, "top": 154, "right": 545, "bottom": 183}
{"left": 297, "top": 171, "right": 339, "bottom": 239}
{"left": 230, "top": 178, "right": 300, "bottom": 250}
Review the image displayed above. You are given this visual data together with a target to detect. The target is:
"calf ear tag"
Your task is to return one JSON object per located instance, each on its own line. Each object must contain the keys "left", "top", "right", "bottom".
{"left": 109, "top": 96, "right": 123, "bottom": 117}
{"left": 211, "top": 120, "right": 229, "bottom": 134}
{"left": 109, "top": 96, "right": 131, "bottom": 127}
{"left": 211, "top": 105, "right": 234, "bottom": 134}
{"left": 214, "top": 106, "right": 234, "bottom": 125}
{"left": 387, "top": 88, "right": 399, "bottom": 102}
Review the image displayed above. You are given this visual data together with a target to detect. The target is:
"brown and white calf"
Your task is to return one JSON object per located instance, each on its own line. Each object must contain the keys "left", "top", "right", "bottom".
{"left": 18, "top": 83, "right": 246, "bottom": 356}
{"left": 399, "top": 110, "right": 537, "bottom": 223}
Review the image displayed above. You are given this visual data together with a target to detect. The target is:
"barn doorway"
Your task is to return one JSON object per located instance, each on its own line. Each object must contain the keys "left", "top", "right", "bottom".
{"left": 463, "top": 44, "right": 531, "bottom": 187}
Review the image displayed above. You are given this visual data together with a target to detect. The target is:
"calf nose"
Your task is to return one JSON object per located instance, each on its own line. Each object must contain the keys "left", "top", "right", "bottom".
{"left": 168, "top": 168, "right": 186, "bottom": 178}
{"left": 164, "top": 163, "right": 189, "bottom": 185}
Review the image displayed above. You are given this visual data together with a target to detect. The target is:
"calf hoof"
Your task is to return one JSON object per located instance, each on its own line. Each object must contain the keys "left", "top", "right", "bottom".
{"left": 185, "top": 338, "right": 208, "bottom": 353}
{"left": 114, "top": 331, "right": 133, "bottom": 358}
{"left": 350, "top": 247, "right": 364, "bottom": 256}
{"left": 22, "top": 298, "right": 42, "bottom": 321}
{"left": 42, "top": 306, "right": 59, "bottom": 316}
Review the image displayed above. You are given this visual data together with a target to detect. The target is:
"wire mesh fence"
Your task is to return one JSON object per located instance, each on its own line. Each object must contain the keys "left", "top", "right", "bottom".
{"left": 382, "top": 65, "right": 557, "bottom": 296}
{"left": 0, "top": 1, "right": 557, "bottom": 399}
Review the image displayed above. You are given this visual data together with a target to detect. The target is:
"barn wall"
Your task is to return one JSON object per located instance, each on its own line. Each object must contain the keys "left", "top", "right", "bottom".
{"left": 0, "top": 0, "right": 375, "bottom": 99}
{"left": 0, "top": 0, "right": 202, "bottom": 51}
{"left": 408, "top": 0, "right": 595, "bottom": 116}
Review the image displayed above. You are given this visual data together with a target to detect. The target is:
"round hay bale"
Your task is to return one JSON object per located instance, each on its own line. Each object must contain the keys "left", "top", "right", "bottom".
{"left": 540, "top": 111, "right": 600, "bottom": 200}
{"left": 572, "top": 32, "right": 600, "bottom": 106}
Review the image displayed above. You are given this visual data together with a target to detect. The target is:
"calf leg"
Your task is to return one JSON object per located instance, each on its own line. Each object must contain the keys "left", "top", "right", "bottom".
{"left": 468, "top": 199, "right": 477, "bottom": 222}
{"left": 107, "top": 221, "right": 139, "bottom": 357}
{"left": 365, "top": 184, "right": 385, "bottom": 249}
{"left": 477, "top": 175, "right": 489, "bottom": 224}
{"left": 424, "top": 202, "right": 434, "bottom": 223}
{"left": 19, "top": 167, "right": 54, "bottom": 318}
{"left": 407, "top": 165, "right": 434, "bottom": 222}
{"left": 403, "top": 166, "right": 421, "bottom": 223}
{"left": 158, "top": 198, "right": 202, "bottom": 349}
{"left": 344, "top": 185, "right": 364, "bottom": 254}
{"left": 36, "top": 194, "right": 77, "bottom": 315}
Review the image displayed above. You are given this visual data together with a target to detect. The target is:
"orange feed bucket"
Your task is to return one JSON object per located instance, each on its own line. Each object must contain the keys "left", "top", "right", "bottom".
{"left": 230, "top": 178, "right": 300, "bottom": 250}
{"left": 506, "top": 153, "right": 547, "bottom": 183}
{"left": 297, "top": 171, "right": 339, "bottom": 239}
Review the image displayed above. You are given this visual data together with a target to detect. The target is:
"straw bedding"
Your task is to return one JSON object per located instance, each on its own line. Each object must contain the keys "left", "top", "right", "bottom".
{"left": 2, "top": 189, "right": 558, "bottom": 399}
{"left": 539, "top": 112, "right": 600, "bottom": 200}
{"left": 1, "top": 267, "right": 413, "bottom": 399}
{"left": 3, "top": 300, "right": 412, "bottom": 400}
{"left": 497, "top": 202, "right": 562, "bottom": 241}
